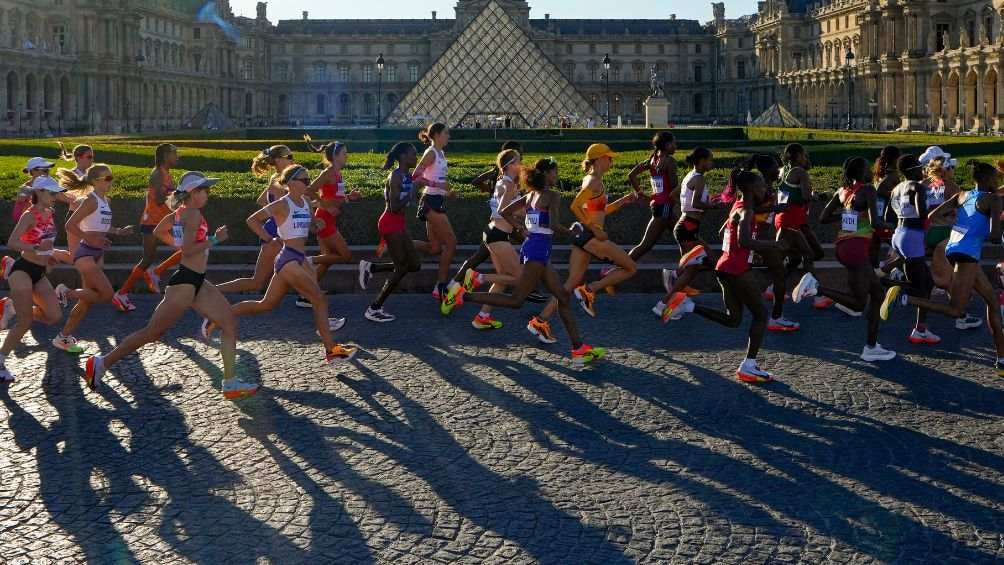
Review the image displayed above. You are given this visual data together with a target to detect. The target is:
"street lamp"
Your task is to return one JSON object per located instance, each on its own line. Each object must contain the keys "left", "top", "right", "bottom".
{"left": 602, "top": 53, "right": 611, "bottom": 127}
{"left": 868, "top": 98, "right": 878, "bottom": 131}
{"left": 844, "top": 49, "right": 855, "bottom": 130}
{"left": 135, "top": 53, "right": 146, "bottom": 132}
{"left": 376, "top": 53, "right": 384, "bottom": 129}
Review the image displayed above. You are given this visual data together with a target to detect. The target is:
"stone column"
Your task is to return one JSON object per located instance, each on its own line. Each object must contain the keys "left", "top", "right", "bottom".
{"left": 974, "top": 68, "right": 986, "bottom": 132}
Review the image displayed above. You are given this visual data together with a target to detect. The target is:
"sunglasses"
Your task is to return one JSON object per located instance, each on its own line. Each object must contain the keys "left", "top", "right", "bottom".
{"left": 292, "top": 176, "right": 310, "bottom": 184}
{"left": 99, "top": 175, "right": 114, "bottom": 181}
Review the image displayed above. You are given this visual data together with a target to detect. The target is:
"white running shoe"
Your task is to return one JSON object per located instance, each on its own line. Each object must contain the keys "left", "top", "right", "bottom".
{"left": 111, "top": 292, "right": 136, "bottom": 312}
{"left": 908, "top": 328, "right": 942, "bottom": 345}
{"left": 358, "top": 260, "right": 372, "bottom": 290}
{"left": 55, "top": 283, "right": 70, "bottom": 308}
{"left": 295, "top": 296, "right": 312, "bottom": 308}
{"left": 861, "top": 343, "right": 896, "bottom": 362}
{"left": 652, "top": 301, "right": 666, "bottom": 317}
{"left": 834, "top": 303, "right": 863, "bottom": 317}
{"left": 791, "top": 273, "right": 819, "bottom": 304}
{"left": 328, "top": 317, "right": 347, "bottom": 331}
{"left": 52, "top": 334, "right": 84, "bottom": 354}
{"left": 955, "top": 315, "right": 983, "bottom": 330}
{"left": 222, "top": 377, "right": 259, "bottom": 400}
{"left": 364, "top": 307, "right": 395, "bottom": 323}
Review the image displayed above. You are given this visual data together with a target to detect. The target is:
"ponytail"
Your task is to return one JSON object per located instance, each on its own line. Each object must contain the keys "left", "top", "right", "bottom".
{"left": 57, "top": 164, "right": 111, "bottom": 198}
{"left": 418, "top": 122, "right": 447, "bottom": 145}
{"left": 304, "top": 134, "right": 345, "bottom": 167}
{"left": 251, "top": 144, "right": 293, "bottom": 177}
{"left": 57, "top": 141, "right": 92, "bottom": 163}
{"left": 872, "top": 145, "right": 901, "bottom": 180}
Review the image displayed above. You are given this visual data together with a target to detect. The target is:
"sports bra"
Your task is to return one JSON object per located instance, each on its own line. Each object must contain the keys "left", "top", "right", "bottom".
{"left": 171, "top": 206, "right": 209, "bottom": 249}
{"left": 838, "top": 182, "right": 873, "bottom": 238}
{"left": 583, "top": 189, "right": 607, "bottom": 212}
{"left": 21, "top": 207, "right": 56, "bottom": 255}
{"left": 525, "top": 201, "right": 553, "bottom": 235}
{"left": 648, "top": 157, "right": 672, "bottom": 204}
{"left": 79, "top": 192, "right": 112, "bottom": 234}
{"left": 319, "top": 171, "right": 346, "bottom": 201}
{"left": 680, "top": 170, "right": 710, "bottom": 213}
{"left": 385, "top": 171, "right": 414, "bottom": 207}
{"left": 276, "top": 195, "right": 312, "bottom": 240}
{"left": 420, "top": 147, "right": 448, "bottom": 196}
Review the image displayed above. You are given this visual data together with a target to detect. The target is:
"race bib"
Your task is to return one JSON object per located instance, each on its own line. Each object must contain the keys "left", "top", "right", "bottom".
{"left": 525, "top": 210, "right": 540, "bottom": 230}
{"left": 722, "top": 229, "right": 732, "bottom": 254}
{"left": 841, "top": 212, "right": 858, "bottom": 233}
{"left": 776, "top": 189, "right": 790, "bottom": 205}
{"left": 171, "top": 223, "right": 184, "bottom": 247}
{"left": 650, "top": 177, "right": 665, "bottom": 195}
{"left": 876, "top": 199, "right": 887, "bottom": 218}
{"left": 949, "top": 225, "right": 968, "bottom": 244}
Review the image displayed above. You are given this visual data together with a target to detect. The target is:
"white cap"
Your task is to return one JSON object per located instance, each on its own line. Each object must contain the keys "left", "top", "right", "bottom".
{"left": 919, "top": 146, "right": 948, "bottom": 164}
{"left": 23, "top": 157, "right": 54, "bottom": 173}
{"left": 31, "top": 176, "right": 66, "bottom": 193}
{"left": 176, "top": 171, "right": 219, "bottom": 193}
{"left": 946, "top": 158, "right": 958, "bottom": 169}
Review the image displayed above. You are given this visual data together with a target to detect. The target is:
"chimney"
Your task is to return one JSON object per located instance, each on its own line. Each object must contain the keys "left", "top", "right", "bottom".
{"left": 302, "top": 10, "right": 308, "bottom": 20}
{"left": 545, "top": 13, "right": 550, "bottom": 21}
{"left": 432, "top": 10, "right": 437, "bottom": 20}
{"left": 669, "top": 14, "right": 676, "bottom": 20}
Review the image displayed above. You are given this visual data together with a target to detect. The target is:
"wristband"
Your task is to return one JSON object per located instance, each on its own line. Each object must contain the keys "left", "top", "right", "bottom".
{"left": 208, "top": 235, "right": 219, "bottom": 246}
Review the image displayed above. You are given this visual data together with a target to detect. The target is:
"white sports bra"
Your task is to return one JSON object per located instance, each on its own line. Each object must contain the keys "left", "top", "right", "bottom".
{"left": 420, "top": 147, "right": 448, "bottom": 196}
{"left": 79, "top": 192, "right": 112, "bottom": 233}
{"left": 276, "top": 195, "right": 312, "bottom": 240}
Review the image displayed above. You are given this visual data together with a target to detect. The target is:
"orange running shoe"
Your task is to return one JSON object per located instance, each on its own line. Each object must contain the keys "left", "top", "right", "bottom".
{"left": 573, "top": 285, "right": 596, "bottom": 317}
{"left": 527, "top": 316, "right": 557, "bottom": 344}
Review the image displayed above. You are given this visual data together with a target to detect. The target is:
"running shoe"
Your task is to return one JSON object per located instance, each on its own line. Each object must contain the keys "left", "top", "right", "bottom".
{"left": 791, "top": 273, "right": 819, "bottom": 304}
{"left": 527, "top": 316, "right": 557, "bottom": 344}
{"left": 222, "top": 377, "right": 259, "bottom": 400}
{"left": 813, "top": 296, "right": 834, "bottom": 310}
{"left": 84, "top": 355, "right": 104, "bottom": 390}
{"left": 880, "top": 286, "right": 904, "bottom": 321}
{"left": 571, "top": 344, "right": 607, "bottom": 366}
{"left": 365, "top": 307, "right": 396, "bottom": 323}
{"left": 834, "top": 303, "right": 863, "bottom": 317}
{"left": 0, "top": 297, "right": 15, "bottom": 330}
{"left": 462, "top": 269, "right": 484, "bottom": 292}
{"left": 441, "top": 281, "right": 465, "bottom": 315}
{"left": 768, "top": 317, "right": 800, "bottom": 332}
{"left": 472, "top": 313, "right": 503, "bottom": 330}
{"left": 908, "top": 328, "right": 942, "bottom": 345}
{"left": 326, "top": 344, "right": 357, "bottom": 364}
{"left": 678, "top": 245, "right": 707, "bottom": 270}
{"left": 736, "top": 360, "right": 773, "bottom": 383}
{"left": 526, "top": 291, "right": 548, "bottom": 304}
{"left": 662, "top": 268, "right": 677, "bottom": 294}
{"left": 652, "top": 300, "right": 666, "bottom": 317}
{"left": 661, "top": 292, "right": 693, "bottom": 323}
{"left": 0, "top": 256, "right": 13, "bottom": 281}
{"left": 861, "top": 343, "right": 896, "bottom": 362}
{"left": 144, "top": 267, "right": 161, "bottom": 294}
{"left": 111, "top": 292, "right": 136, "bottom": 312}
{"left": 955, "top": 315, "right": 983, "bottom": 330}
{"left": 52, "top": 334, "right": 84, "bottom": 354}
{"left": 54, "top": 283, "right": 70, "bottom": 308}
{"left": 329, "top": 317, "right": 347, "bottom": 331}
{"left": 200, "top": 318, "right": 217, "bottom": 341}
{"left": 295, "top": 296, "right": 312, "bottom": 308}
{"left": 762, "top": 284, "right": 775, "bottom": 302}
{"left": 358, "top": 260, "right": 372, "bottom": 290}
{"left": 573, "top": 285, "right": 596, "bottom": 317}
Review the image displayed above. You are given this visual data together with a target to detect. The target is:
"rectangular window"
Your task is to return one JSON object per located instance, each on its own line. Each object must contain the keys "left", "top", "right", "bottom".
{"left": 408, "top": 63, "right": 419, "bottom": 82}
{"left": 694, "top": 65, "right": 703, "bottom": 83}
{"left": 338, "top": 64, "right": 349, "bottom": 82}
{"left": 52, "top": 25, "right": 66, "bottom": 54}
{"left": 193, "top": 27, "right": 201, "bottom": 39}
{"left": 386, "top": 66, "right": 397, "bottom": 82}
{"left": 737, "top": 60, "right": 746, "bottom": 79}
{"left": 695, "top": 43, "right": 702, "bottom": 54}
{"left": 363, "top": 65, "right": 373, "bottom": 83}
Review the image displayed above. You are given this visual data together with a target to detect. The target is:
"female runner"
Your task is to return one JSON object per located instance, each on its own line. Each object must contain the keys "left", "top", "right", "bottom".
{"left": 626, "top": 132, "right": 679, "bottom": 261}
{"left": 412, "top": 123, "right": 459, "bottom": 305}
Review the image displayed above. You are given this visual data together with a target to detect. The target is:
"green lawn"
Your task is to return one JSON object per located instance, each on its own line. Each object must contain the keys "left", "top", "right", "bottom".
{"left": 3, "top": 128, "right": 1004, "bottom": 201}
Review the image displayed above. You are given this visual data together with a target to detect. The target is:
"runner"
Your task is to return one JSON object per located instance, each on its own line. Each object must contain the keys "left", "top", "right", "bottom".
{"left": 782, "top": 144, "right": 835, "bottom": 310}
{"left": 114, "top": 143, "right": 184, "bottom": 311}
{"left": 13, "top": 157, "right": 55, "bottom": 226}
{"left": 445, "top": 149, "right": 524, "bottom": 328}
{"left": 218, "top": 165, "right": 357, "bottom": 364}
{"left": 57, "top": 142, "right": 93, "bottom": 178}
{"left": 876, "top": 154, "right": 938, "bottom": 343}
{"left": 445, "top": 141, "right": 547, "bottom": 304}
{"left": 626, "top": 131, "right": 679, "bottom": 261}
{"left": 84, "top": 172, "right": 259, "bottom": 399}
{"left": 51, "top": 165, "right": 134, "bottom": 354}
{"left": 452, "top": 157, "right": 607, "bottom": 365}
{"left": 663, "top": 167, "right": 789, "bottom": 383}
{"left": 0, "top": 176, "right": 66, "bottom": 382}
{"left": 793, "top": 157, "right": 896, "bottom": 361}
{"left": 214, "top": 145, "right": 294, "bottom": 295}
{"left": 533, "top": 144, "right": 638, "bottom": 324}
{"left": 303, "top": 135, "right": 362, "bottom": 302}
{"left": 412, "top": 123, "right": 459, "bottom": 306}
{"left": 881, "top": 160, "right": 1004, "bottom": 374}
{"left": 360, "top": 143, "right": 423, "bottom": 322}
{"left": 872, "top": 145, "right": 901, "bottom": 271}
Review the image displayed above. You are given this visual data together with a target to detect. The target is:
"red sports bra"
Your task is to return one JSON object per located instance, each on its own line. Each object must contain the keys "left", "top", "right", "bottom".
{"left": 21, "top": 207, "right": 56, "bottom": 246}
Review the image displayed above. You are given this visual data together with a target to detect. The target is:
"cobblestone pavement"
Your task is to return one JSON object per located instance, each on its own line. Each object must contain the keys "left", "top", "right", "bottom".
{"left": 1, "top": 292, "right": 1004, "bottom": 564}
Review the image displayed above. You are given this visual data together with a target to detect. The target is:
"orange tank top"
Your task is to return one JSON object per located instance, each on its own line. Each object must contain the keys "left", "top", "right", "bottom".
{"left": 142, "top": 168, "right": 173, "bottom": 226}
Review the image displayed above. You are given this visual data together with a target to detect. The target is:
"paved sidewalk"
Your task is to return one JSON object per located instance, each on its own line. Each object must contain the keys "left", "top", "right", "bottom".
{"left": 1, "top": 294, "right": 1003, "bottom": 564}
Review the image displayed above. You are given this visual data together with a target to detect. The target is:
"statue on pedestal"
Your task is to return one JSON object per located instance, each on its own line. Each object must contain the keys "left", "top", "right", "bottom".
{"left": 961, "top": 27, "right": 970, "bottom": 48}
{"left": 649, "top": 66, "right": 665, "bottom": 99}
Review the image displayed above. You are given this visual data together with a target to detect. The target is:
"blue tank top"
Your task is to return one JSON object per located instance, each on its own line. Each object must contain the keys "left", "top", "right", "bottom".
{"left": 263, "top": 191, "right": 279, "bottom": 238}
{"left": 525, "top": 204, "right": 552, "bottom": 235}
{"left": 945, "top": 190, "right": 990, "bottom": 260}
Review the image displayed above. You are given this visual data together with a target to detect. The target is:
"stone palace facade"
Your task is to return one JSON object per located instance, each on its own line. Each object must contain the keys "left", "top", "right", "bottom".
{"left": 2, "top": 0, "right": 1002, "bottom": 134}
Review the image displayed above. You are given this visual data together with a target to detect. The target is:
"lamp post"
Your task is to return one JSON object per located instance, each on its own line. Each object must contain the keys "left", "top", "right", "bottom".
{"left": 844, "top": 49, "right": 855, "bottom": 130}
{"left": 135, "top": 53, "right": 145, "bottom": 132}
{"left": 868, "top": 98, "right": 878, "bottom": 131}
{"left": 984, "top": 101, "right": 988, "bottom": 134}
{"left": 376, "top": 53, "right": 384, "bottom": 128}
{"left": 602, "top": 53, "right": 611, "bottom": 128}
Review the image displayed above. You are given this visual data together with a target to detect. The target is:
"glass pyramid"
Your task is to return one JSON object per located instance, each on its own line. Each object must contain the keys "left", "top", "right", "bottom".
{"left": 385, "top": 1, "right": 600, "bottom": 127}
